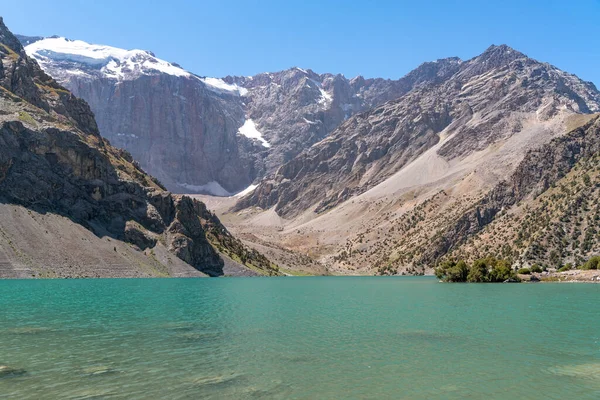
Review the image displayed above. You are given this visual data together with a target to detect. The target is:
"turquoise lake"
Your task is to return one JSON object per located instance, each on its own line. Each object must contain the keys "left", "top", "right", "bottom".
{"left": 0, "top": 277, "right": 599, "bottom": 399}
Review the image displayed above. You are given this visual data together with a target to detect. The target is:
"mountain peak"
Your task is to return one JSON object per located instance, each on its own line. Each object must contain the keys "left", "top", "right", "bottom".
{"left": 0, "top": 16, "right": 25, "bottom": 55}
{"left": 478, "top": 44, "right": 527, "bottom": 64}
{"left": 24, "top": 36, "right": 192, "bottom": 81}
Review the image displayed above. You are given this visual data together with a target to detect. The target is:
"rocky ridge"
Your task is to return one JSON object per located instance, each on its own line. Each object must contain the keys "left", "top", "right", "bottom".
{"left": 225, "top": 58, "right": 462, "bottom": 173}
{"left": 235, "top": 45, "right": 600, "bottom": 218}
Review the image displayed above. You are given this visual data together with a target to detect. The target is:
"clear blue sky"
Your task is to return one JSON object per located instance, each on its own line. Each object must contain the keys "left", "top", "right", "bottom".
{"left": 3, "top": 0, "right": 599, "bottom": 85}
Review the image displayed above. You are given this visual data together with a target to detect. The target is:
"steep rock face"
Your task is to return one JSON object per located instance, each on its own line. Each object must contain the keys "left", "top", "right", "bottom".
{"left": 226, "top": 58, "right": 462, "bottom": 172}
{"left": 67, "top": 75, "right": 260, "bottom": 194}
{"left": 22, "top": 36, "right": 263, "bottom": 195}
{"left": 0, "top": 18, "right": 277, "bottom": 277}
{"left": 423, "top": 116, "right": 600, "bottom": 267}
{"left": 235, "top": 45, "right": 600, "bottom": 217}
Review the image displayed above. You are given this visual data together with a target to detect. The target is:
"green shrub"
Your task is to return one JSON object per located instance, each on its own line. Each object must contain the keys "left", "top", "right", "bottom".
{"left": 530, "top": 265, "right": 543, "bottom": 273}
{"left": 447, "top": 261, "right": 469, "bottom": 282}
{"left": 517, "top": 268, "right": 531, "bottom": 275}
{"left": 467, "top": 259, "right": 489, "bottom": 282}
{"left": 557, "top": 265, "right": 571, "bottom": 272}
{"left": 435, "top": 260, "right": 469, "bottom": 282}
{"left": 488, "top": 259, "right": 516, "bottom": 282}
{"left": 437, "top": 257, "right": 516, "bottom": 283}
{"left": 581, "top": 256, "right": 600, "bottom": 270}
{"left": 435, "top": 260, "right": 455, "bottom": 280}
{"left": 18, "top": 111, "right": 36, "bottom": 125}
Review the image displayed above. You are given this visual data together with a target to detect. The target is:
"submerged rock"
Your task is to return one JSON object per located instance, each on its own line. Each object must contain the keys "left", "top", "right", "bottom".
{"left": 82, "top": 365, "right": 119, "bottom": 377}
{"left": 7, "top": 327, "right": 53, "bottom": 335}
{"left": 188, "top": 372, "right": 244, "bottom": 387}
{"left": 547, "top": 363, "right": 600, "bottom": 379}
{"left": 163, "top": 322, "right": 196, "bottom": 333}
{"left": 0, "top": 365, "right": 26, "bottom": 378}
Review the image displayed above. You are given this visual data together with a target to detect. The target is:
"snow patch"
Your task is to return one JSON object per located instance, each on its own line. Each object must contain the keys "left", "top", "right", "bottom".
{"left": 318, "top": 87, "right": 332, "bottom": 105}
{"left": 238, "top": 119, "right": 271, "bottom": 148}
{"left": 177, "top": 181, "right": 231, "bottom": 196}
{"left": 116, "top": 133, "right": 139, "bottom": 139}
{"left": 200, "top": 77, "right": 248, "bottom": 96}
{"left": 341, "top": 103, "right": 354, "bottom": 120}
{"left": 308, "top": 78, "right": 332, "bottom": 107}
{"left": 303, "top": 117, "right": 318, "bottom": 125}
{"left": 234, "top": 184, "right": 258, "bottom": 197}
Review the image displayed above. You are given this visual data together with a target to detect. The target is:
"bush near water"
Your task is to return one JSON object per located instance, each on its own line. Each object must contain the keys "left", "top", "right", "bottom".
{"left": 435, "top": 255, "right": 600, "bottom": 282}
{"left": 435, "top": 257, "right": 519, "bottom": 282}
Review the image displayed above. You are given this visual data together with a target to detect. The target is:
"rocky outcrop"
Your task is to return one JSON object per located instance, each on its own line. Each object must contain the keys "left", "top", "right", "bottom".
{"left": 424, "top": 116, "right": 600, "bottom": 266}
{"left": 0, "top": 17, "right": 277, "bottom": 277}
{"left": 1, "top": 23, "right": 98, "bottom": 136}
{"left": 235, "top": 45, "right": 600, "bottom": 217}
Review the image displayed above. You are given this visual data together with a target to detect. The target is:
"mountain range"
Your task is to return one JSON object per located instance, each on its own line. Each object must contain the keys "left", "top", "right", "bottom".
{"left": 19, "top": 34, "right": 441, "bottom": 196}
{"left": 226, "top": 45, "right": 600, "bottom": 275}
{"left": 7, "top": 20, "right": 600, "bottom": 277}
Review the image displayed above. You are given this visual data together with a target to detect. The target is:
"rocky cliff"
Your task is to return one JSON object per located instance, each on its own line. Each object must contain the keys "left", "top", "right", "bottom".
{"left": 0, "top": 17, "right": 277, "bottom": 278}
{"left": 225, "top": 58, "right": 462, "bottom": 173}
{"left": 21, "top": 36, "right": 264, "bottom": 195}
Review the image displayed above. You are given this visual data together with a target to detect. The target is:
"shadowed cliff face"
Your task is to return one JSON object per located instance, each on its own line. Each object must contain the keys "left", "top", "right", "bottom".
{"left": 234, "top": 45, "right": 600, "bottom": 218}
{"left": 0, "top": 17, "right": 277, "bottom": 277}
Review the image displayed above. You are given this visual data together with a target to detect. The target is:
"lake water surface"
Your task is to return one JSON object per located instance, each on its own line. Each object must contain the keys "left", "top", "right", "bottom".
{"left": 1, "top": 277, "right": 599, "bottom": 399}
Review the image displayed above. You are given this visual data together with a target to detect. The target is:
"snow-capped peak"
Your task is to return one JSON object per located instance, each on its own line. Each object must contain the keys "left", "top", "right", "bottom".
{"left": 25, "top": 37, "right": 190, "bottom": 81}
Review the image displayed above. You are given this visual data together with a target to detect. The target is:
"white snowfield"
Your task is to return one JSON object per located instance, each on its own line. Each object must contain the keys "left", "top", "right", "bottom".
{"left": 25, "top": 37, "right": 190, "bottom": 79}
{"left": 234, "top": 184, "right": 258, "bottom": 197}
{"left": 238, "top": 119, "right": 271, "bottom": 148}
{"left": 200, "top": 77, "right": 248, "bottom": 96}
{"left": 25, "top": 37, "right": 248, "bottom": 96}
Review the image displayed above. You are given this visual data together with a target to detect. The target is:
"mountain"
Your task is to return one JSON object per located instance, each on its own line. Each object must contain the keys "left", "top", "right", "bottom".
{"left": 20, "top": 35, "right": 461, "bottom": 196}
{"left": 22, "top": 36, "right": 260, "bottom": 196}
{"left": 226, "top": 45, "right": 600, "bottom": 275}
{"left": 235, "top": 45, "right": 600, "bottom": 218}
{"left": 223, "top": 58, "right": 462, "bottom": 173}
{"left": 0, "top": 17, "right": 277, "bottom": 278}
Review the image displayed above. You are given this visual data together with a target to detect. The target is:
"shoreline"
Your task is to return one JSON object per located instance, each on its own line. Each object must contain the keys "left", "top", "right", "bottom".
{"left": 1, "top": 272, "right": 599, "bottom": 281}
{"left": 520, "top": 269, "right": 600, "bottom": 283}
